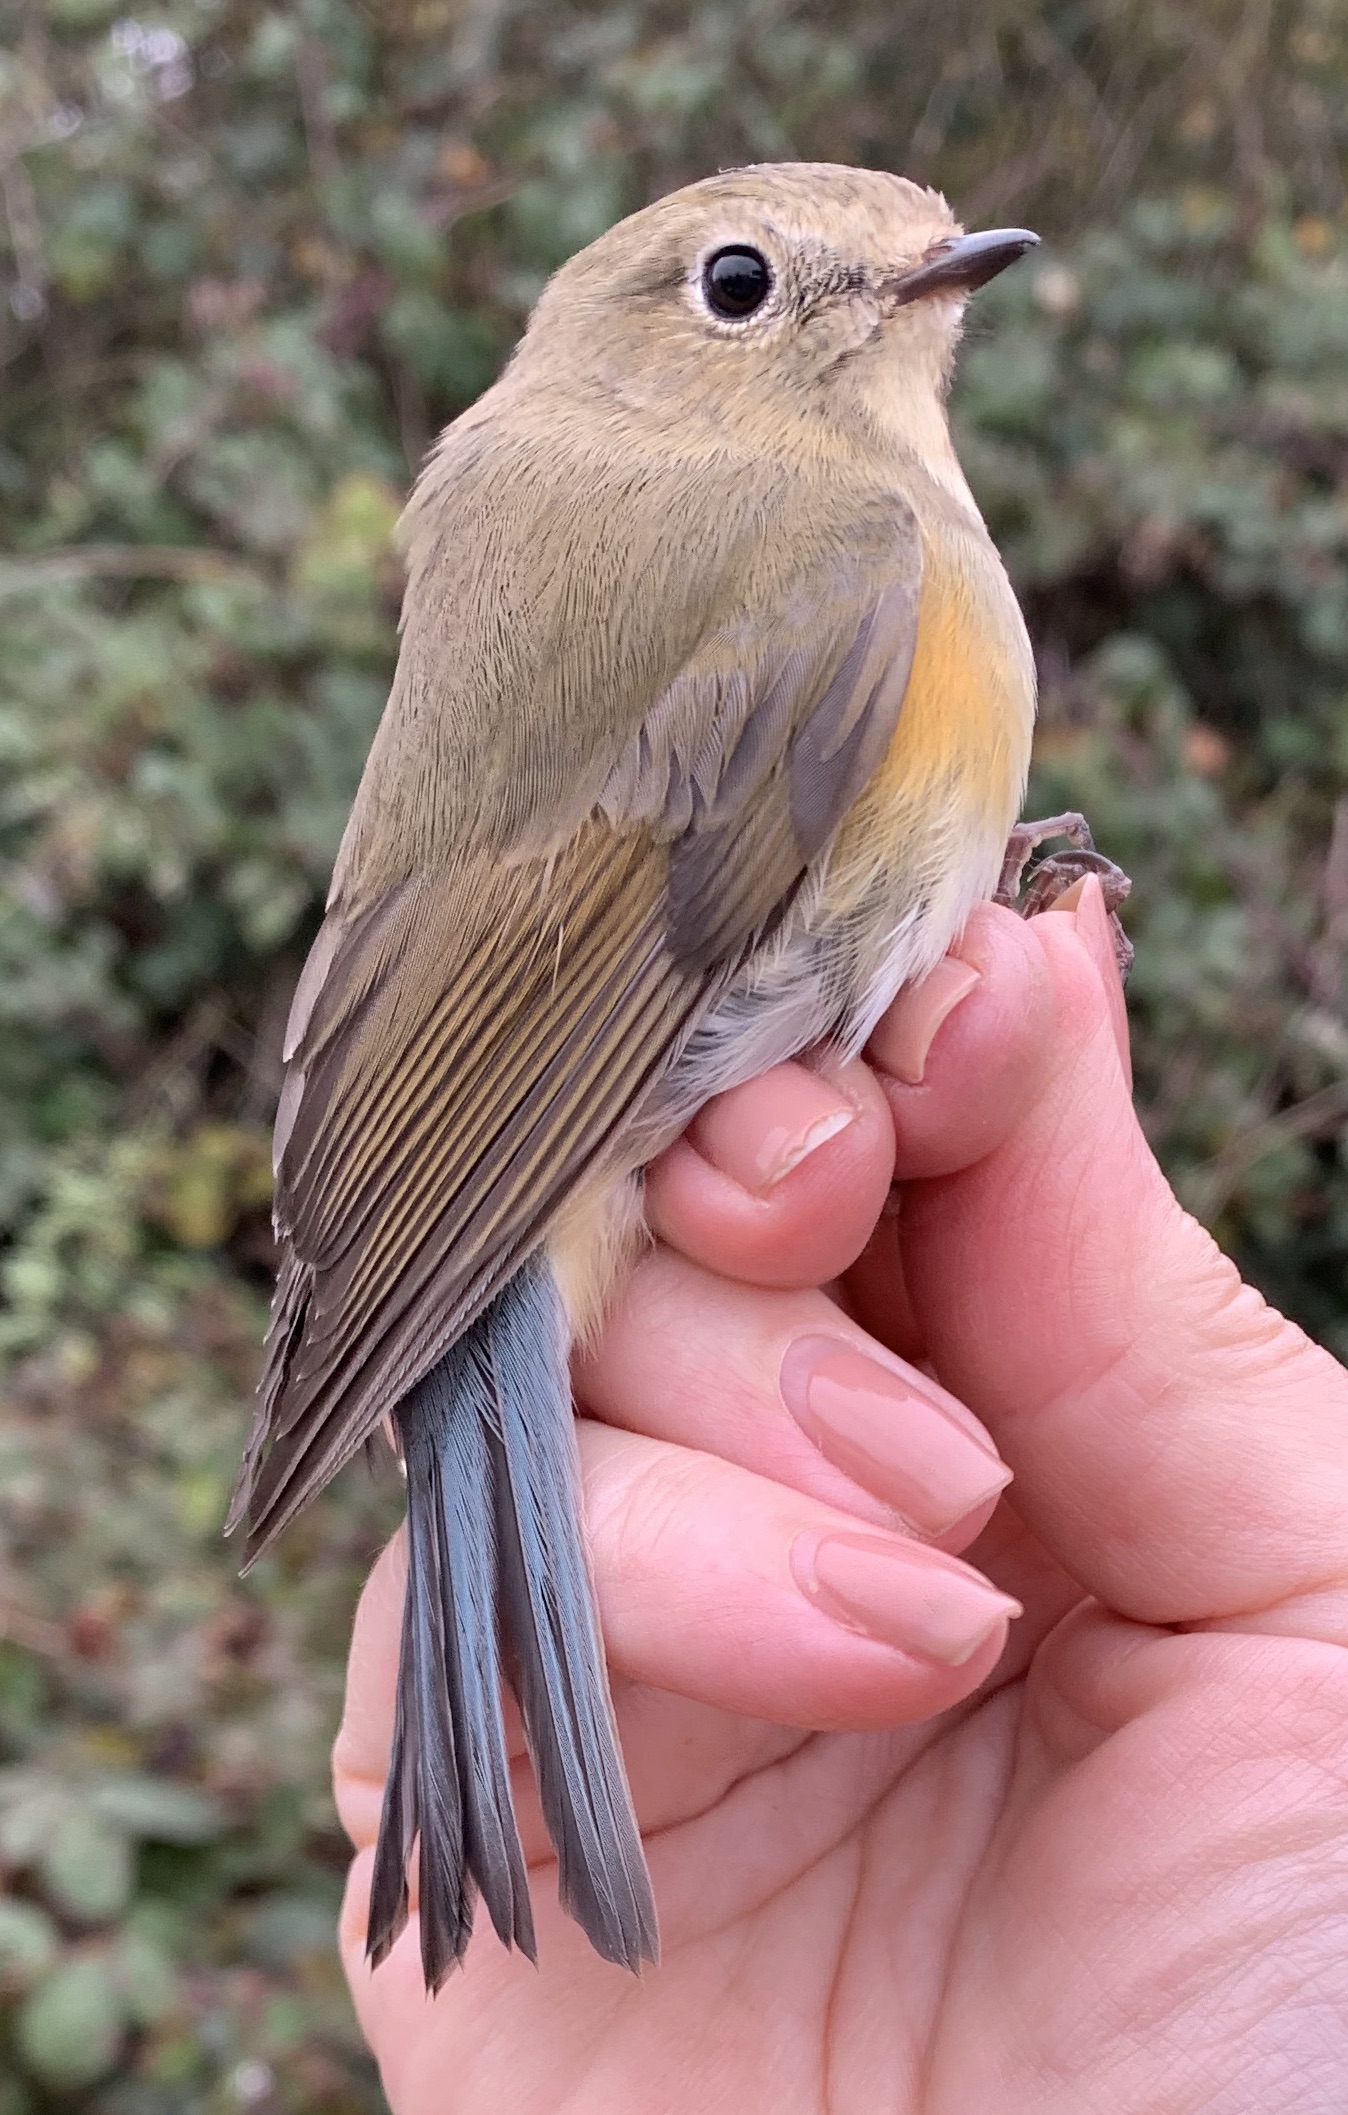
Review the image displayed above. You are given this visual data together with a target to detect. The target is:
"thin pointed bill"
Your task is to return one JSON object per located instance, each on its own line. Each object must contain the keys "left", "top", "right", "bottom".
{"left": 888, "top": 228, "right": 1040, "bottom": 308}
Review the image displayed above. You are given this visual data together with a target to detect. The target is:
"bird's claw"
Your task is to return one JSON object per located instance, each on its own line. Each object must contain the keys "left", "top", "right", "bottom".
{"left": 994, "top": 811, "right": 1134, "bottom": 983}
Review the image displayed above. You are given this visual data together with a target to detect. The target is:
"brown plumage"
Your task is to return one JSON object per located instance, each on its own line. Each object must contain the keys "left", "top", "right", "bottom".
{"left": 228, "top": 163, "right": 1039, "bottom": 1989}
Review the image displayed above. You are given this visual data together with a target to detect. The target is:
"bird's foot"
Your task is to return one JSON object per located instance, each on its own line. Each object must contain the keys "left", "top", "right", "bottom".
{"left": 994, "top": 811, "right": 1134, "bottom": 982}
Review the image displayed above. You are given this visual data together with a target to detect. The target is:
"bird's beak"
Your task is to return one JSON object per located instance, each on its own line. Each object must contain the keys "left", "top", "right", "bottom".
{"left": 887, "top": 228, "right": 1040, "bottom": 308}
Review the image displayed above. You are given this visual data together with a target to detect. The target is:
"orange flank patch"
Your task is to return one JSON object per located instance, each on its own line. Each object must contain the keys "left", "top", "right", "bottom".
{"left": 832, "top": 518, "right": 1034, "bottom": 904}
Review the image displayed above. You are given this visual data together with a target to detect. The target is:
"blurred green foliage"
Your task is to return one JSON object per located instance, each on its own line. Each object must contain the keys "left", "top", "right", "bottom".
{"left": 2, "top": 0, "right": 1348, "bottom": 2104}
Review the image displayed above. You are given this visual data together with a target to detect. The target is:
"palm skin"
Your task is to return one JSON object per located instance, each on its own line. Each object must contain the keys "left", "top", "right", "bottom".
{"left": 335, "top": 881, "right": 1348, "bottom": 2114}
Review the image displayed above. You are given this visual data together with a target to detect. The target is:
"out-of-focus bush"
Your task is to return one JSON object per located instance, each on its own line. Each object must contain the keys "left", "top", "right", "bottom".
{"left": 1, "top": 1, "right": 1347, "bottom": 2105}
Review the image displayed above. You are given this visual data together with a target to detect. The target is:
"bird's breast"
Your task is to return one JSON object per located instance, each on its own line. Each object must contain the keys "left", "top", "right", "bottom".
{"left": 875, "top": 524, "right": 1034, "bottom": 818}
{"left": 820, "top": 509, "right": 1036, "bottom": 1038}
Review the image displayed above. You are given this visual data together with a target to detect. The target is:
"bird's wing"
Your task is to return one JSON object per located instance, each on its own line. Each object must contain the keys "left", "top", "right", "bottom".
{"left": 232, "top": 516, "right": 922, "bottom": 1561}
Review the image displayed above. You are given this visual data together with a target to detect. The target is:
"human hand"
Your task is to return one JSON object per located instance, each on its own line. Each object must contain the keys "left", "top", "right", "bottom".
{"left": 333, "top": 875, "right": 1348, "bottom": 2114}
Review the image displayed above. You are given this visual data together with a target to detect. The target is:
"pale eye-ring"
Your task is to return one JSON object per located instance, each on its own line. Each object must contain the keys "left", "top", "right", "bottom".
{"left": 702, "top": 245, "right": 772, "bottom": 319}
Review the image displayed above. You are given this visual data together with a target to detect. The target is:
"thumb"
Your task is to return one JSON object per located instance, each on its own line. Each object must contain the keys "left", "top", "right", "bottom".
{"left": 899, "top": 880, "right": 1348, "bottom": 1638}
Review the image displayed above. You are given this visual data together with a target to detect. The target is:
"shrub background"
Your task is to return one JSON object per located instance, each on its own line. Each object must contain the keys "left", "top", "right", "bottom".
{"left": 2, "top": 1, "right": 1347, "bottom": 2105}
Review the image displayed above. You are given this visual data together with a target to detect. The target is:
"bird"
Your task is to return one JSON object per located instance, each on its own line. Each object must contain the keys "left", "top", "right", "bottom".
{"left": 227, "top": 161, "right": 1041, "bottom": 1992}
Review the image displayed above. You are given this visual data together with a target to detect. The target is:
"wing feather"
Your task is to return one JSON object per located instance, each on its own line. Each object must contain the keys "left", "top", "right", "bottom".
{"left": 233, "top": 510, "right": 925, "bottom": 1560}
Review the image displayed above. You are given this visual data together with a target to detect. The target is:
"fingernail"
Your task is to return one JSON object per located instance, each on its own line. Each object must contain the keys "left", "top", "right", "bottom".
{"left": 869, "top": 958, "right": 981, "bottom": 1085}
{"left": 1043, "top": 872, "right": 1118, "bottom": 980}
{"left": 1071, "top": 872, "right": 1117, "bottom": 976}
{"left": 792, "top": 1531, "right": 1021, "bottom": 1667}
{"left": 689, "top": 1064, "right": 855, "bottom": 1194}
{"left": 1042, "top": 875, "right": 1089, "bottom": 915}
{"left": 1045, "top": 873, "right": 1132, "bottom": 1080}
{"left": 781, "top": 1338, "right": 1011, "bottom": 1535}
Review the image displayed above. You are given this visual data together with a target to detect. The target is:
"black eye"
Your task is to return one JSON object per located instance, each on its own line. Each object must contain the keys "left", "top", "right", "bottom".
{"left": 703, "top": 245, "right": 772, "bottom": 320}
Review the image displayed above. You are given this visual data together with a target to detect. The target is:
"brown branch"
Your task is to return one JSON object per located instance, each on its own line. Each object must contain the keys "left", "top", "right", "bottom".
{"left": 1309, "top": 796, "right": 1348, "bottom": 1009}
{"left": 0, "top": 546, "right": 263, "bottom": 597}
{"left": 294, "top": 36, "right": 341, "bottom": 194}
{"left": 1187, "top": 1078, "right": 1348, "bottom": 1221}
{"left": 0, "top": 1601, "right": 68, "bottom": 1660}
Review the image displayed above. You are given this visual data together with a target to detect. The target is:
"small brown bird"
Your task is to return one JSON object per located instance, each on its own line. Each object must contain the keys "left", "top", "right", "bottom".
{"left": 229, "top": 163, "right": 1041, "bottom": 1990}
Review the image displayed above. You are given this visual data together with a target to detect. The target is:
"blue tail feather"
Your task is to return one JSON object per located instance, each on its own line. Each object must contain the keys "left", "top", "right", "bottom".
{"left": 365, "top": 1255, "right": 656, "bottom": 1987}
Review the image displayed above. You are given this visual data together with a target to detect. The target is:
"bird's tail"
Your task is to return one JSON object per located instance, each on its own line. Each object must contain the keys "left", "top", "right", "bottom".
{"left": 366, "top": 1254, "right": 658, "bottom": 1989}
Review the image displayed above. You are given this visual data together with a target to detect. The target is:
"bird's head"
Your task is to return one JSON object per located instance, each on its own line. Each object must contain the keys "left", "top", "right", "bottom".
{"left": 512, "top": 162, "right": 1037, "bottom": 483}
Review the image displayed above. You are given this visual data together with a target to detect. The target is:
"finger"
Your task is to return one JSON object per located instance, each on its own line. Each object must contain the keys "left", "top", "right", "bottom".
{"left": 645, "top": 1053, "right": 895, "bottom": 1287}
{"left": 596, "top": 1420, "right": 1019, "bottom": 1725}
{"left": 846, "top": 891, "right": 1126, "bottom": 1355}
{"left": 333, "top": 1427, "right": 1019, "bottom": 1845}
{"left": 868, "top": 899, "right": 1061, "bottom": 1181}
{"left": 843, "top": 1210, "right": 927, "bottom": 1365}
{"left": 841, "top": 902, "right": 1078, "bottom": 1360}
{"left": 576, "top": 1246, "right": 1010, "bottom": 1545}
{"left": 332, "top": 1530, "right": 407, "bottom": 1860}
{"left": 333, "top": 1524, "right": 827, "bottom": 1880}
{"left": 891, "top": 874, "right": 1348, "bottom": 1632}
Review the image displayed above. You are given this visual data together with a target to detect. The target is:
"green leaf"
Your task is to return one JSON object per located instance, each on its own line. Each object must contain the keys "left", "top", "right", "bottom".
{"left": 15, "top": 1955, "right": 127, "bottom": 2088}
{"left": 89, "top": 1774, "right": 227, "bottom": 1846}
{"left": 0, "top": 1901, "right": 60, "bottom": 1991}
{"left": 114, "top": 1925, "right": 181, "bottom": 2026}
{"left": 0, "top": 1777, "right": 66, "bottom": 1866}
{"left": 39, "top": 1807, "right": 135, "bottom": 1923}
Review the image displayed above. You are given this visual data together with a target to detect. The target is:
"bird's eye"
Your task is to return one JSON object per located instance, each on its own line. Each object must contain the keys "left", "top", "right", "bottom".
{"left": 703, "top": 246, "right": 772, "bottom": 320}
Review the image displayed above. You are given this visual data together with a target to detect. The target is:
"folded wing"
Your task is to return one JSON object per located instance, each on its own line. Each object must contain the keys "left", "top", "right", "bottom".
{"left": 232, "top": 509, "right": 923, "bottom": 1560}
